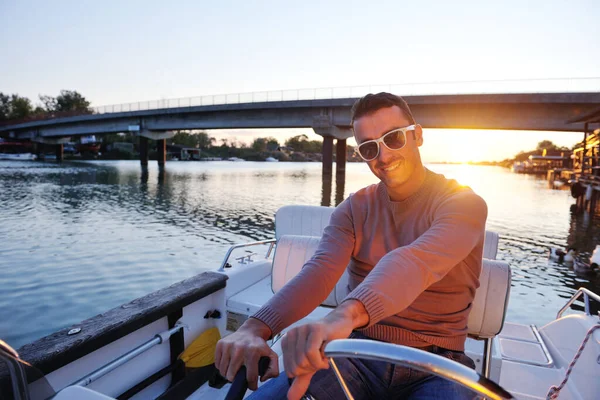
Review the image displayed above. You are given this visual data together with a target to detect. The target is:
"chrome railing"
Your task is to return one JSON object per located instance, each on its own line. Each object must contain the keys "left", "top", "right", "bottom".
{"left": 218, "top": 239, "right": 276, "bottom": 271}
{"left": 324, "top": 339, "right": 513, "bottom": 400}
{"left": 92, "top": 77, "right": 600, "bottom": 115}
{"left": 557, "top": 287, "right": 600, "bottom": 318}
{"left": 71, "top": 323, "right": 186, "bottom": 387}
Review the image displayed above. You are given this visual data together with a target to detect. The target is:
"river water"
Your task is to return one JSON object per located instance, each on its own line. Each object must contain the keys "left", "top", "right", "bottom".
{"left": 1, "top": 160, "right": 599, "bottom": 349}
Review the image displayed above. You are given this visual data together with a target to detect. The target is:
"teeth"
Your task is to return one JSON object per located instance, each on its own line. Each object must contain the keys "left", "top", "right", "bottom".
{"left": 383, "top": 162, "right": 400, "bottom": 171}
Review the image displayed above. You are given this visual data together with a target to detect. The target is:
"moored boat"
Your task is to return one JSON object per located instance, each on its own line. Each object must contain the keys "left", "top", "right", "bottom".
{"left": 1, "top": 205, "right": 599, "bottom": 400}
{"left": 0, "top": 141, "right": 37, "bottom": 161}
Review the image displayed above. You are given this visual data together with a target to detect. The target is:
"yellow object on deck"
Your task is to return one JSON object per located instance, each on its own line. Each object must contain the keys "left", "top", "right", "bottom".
{"left": 179, "top": 327, "right": 221, "bottom": 368}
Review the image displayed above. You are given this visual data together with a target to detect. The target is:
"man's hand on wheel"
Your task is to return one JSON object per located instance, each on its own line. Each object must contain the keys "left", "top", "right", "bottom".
{"left": 215, "top": 318, "right": 279, "bottom": 390}
{"left": 282, "top": 300, "right": 369, "bottom": 400}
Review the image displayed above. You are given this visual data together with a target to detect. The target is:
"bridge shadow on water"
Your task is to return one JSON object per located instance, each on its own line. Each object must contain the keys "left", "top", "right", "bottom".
{"left": 321, "top": 171, "right": 346, "bottom": 207}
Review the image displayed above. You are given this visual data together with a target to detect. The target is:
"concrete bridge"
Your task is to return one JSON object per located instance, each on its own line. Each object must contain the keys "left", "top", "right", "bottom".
{"left": 2, "top": 79, "right": 600, "bottom": 175}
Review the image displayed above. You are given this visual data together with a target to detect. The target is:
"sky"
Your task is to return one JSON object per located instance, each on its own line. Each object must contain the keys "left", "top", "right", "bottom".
{"left": 1, "top": 0, "right": 598, "bottom": 162}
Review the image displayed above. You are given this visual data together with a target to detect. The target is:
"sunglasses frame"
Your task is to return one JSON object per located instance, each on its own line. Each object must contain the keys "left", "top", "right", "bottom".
{"left": 355, "top": 125, "right": 416, "bottom": 161}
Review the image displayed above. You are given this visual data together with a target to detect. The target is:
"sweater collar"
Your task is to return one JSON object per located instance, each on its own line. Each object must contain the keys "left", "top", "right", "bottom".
{"left": 377, "top": 168, "right": 438, "bottom": 210}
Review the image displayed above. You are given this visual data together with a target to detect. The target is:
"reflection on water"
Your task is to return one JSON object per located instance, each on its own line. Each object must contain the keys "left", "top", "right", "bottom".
{"left": 0, "top": 160, "right": 599, "bottom": 349}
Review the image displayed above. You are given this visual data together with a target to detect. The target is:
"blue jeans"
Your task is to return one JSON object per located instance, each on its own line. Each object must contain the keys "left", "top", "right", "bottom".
{"left": 246, "top": 332, "right": 479, "bottom": 400}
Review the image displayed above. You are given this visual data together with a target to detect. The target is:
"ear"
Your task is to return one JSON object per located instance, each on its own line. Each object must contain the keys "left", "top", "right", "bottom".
{"left": 414, "top": 124, "right": 424, "bottom": 147}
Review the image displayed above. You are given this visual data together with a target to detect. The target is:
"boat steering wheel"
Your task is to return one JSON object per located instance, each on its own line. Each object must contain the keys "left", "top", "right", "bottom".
{"left": 224, "top": 339, "right": 513, "bottom": 400}
{"left": 324, "top": 339, "right": 513, "bottom": 400}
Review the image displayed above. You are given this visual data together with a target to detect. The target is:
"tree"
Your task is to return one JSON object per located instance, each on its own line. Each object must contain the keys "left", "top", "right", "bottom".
{"left": 170, "top": 130, "right": 215, "bottom": 149}
{"left": 285, "top": 134, "right": 309, "bottom": 151}
{"left": 0, "top": 93, "right": 35, "bottom": 121}
{"left": 0, "top": 93, "right": 10, "bottom": 121}
{"left": 196, "top": 131, "right": 215, "bottom": 149}
{"left": 40, "top": 90, "right": 93, "bottom": 114}
{"left": 39, "top": 94, "right": 57, "bottom": 113}
{"left": 171, "top": 131, "right": 197, "bottom": 148}
{"left": 285, "top": 134, "right": 322, "bottom": 153}
{"left": 252, "top": 137, "right": 268, "bottom": 152}
{"left": 266, "top": 137, "right": 280, "bottom": 151}
{"left": 536, "top": 140, "right": 557, "bottom": 151}
{"left": 9, "top": 95, "right": 34, "bottom": 120}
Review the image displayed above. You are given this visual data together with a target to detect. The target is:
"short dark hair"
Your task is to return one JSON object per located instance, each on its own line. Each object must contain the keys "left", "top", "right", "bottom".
{"left": 351, "top": 92, "right": 416, "bottom": 126}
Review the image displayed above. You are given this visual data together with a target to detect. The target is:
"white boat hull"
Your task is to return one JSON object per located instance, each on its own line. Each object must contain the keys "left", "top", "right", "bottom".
{"left": 0, "top": 153, "right": 37, "bottom": 161}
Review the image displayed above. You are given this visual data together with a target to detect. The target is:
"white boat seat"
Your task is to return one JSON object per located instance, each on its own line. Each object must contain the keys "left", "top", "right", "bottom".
{"left": 275, "top": 205, "right": 334, "bottom": 240}
{"left": 274, "top": 205, "right": 500, "bottom": 260}
{"left": 227, "top": 276, "right": 272, "bottom": 315}
{"left": 466, "top": 259, "right": 511, "bottom": 339}
{"left": 272, "top": 235, "right": 348, "bottom": 307}
{"left": 483, "top": 231, "right": 499, "bottom": 260}
{"left": 272, "top": 234, "right": 511, "bottom": 338}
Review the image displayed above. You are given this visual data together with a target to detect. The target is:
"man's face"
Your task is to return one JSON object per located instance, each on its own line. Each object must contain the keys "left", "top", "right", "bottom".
{"left": 353, "top": 106, "right": 423, "bottom": 189}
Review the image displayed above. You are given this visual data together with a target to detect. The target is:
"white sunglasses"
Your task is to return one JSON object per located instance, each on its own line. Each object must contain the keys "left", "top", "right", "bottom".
{"left": 355, "top": 125, "right": 416, "bottom": 161}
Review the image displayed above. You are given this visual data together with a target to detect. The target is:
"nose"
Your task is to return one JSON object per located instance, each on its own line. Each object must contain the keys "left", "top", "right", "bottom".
{"left": 377, "top": 143, "right": 395, "bottom": 164}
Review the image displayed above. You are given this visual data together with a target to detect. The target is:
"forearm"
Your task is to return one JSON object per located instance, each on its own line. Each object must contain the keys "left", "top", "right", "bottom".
{"left": 324, "top": 299, "right": 369, "bottom": 330}
{"left": 253, "top": 259, "right": 347, "bottom": 335}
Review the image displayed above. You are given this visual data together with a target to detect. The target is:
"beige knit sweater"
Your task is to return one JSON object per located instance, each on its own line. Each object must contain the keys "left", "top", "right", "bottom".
{"left": 253, "top": 169, "right": 487, "bottom": 351}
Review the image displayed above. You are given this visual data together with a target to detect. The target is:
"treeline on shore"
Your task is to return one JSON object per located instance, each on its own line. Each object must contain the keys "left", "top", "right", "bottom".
{"left": 0, "top": 90, "right": 93, "bottom": 124}
{"left": 102, "top": 130, "right": 361, "bottom": 162}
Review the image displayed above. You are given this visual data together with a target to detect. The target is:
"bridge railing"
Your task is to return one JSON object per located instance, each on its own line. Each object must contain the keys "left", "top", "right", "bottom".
{"left": 92, "top": 77, "right": 600, "bottom": 115}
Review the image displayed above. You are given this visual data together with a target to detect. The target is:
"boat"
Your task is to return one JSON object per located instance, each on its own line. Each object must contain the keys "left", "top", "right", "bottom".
{"left": 227, "top": 157, "right": 246, "bottom": 162}
{"left": 1, "top": 205, "right": 599, "bottom": 400}
{"left": 265, "top": 157, "right": 279, "bottom": 162}
{"left": 0, "top": 141, "right": 37, "bottom": 161}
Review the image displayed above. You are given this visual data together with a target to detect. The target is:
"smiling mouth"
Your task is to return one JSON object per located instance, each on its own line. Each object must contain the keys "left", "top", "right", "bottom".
{"left": 381, "top": 161, "right": 402, "bottom": 172}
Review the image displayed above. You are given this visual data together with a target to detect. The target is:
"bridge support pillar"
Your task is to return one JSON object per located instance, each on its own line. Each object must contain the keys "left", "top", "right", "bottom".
{"left": 312, "top": 114, "right": 352, "bottom": 179}
{"left": 34, "top": 143, "right": 42, "bottom": 160}
{"left": 55, "top": 144, "right": 63, "bottom": 163}
{"left": 157, "top": 139, "right": 166, "bottom": 168}
{"left": 322, "top": 136, "right": 334, "bottom": 176}
{"left": 31, "top": 136, "right": 70, "bottom": 162}
{"left": 139, "top": 136, "right": 149, "bottom": 167}
{"left": 138, "top": 130, "right": 174, "bottom": 168}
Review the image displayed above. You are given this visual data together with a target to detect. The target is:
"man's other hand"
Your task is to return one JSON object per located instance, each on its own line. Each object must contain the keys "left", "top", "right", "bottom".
{"left": 283, "top": 299, "right": 369, "bottom": 400}
{"left": 214, "top": 318, "right": 278, "bottom": 390}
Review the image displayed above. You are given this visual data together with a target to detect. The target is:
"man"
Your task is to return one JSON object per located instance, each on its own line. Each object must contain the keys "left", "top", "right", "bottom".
{"left": 215, "top": 93, "right": 487, "bottom": 399}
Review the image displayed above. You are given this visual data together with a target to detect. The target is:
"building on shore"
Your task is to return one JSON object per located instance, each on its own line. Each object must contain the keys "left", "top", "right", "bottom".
{"left": 572, "top": 129, "right": 600, "bottom": 179}
{"left": 511, "top": 150, "right": 572, "bottom": 174}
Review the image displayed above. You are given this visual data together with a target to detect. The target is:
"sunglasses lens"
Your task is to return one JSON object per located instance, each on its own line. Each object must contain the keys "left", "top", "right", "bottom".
{"left": 358, "top": 142, "right": 378, "bottom": 160}
{"left": 383, "top": 130, "right": 406, "bottom": 149}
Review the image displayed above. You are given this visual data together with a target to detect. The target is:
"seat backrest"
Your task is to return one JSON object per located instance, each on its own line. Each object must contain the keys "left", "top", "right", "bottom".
{"left": 275, "top": 205, "right": 334, "bottom": 240}
{"left": 272, "top": 234, "right": 511, "bottom": 337}
{"left": 483, "top": 231, "right": 499, "bottom": 260}
{"left": 271, "top": 235, "right": 347, "bottom": 307}
{"left": 467, "top": 259, "right": 511, "bottom": 338}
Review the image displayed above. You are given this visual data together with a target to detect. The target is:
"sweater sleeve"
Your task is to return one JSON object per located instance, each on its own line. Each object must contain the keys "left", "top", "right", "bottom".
{"left": 251, "top": 199, "right": 356, "bottom": 336}
{"left": 344, "top": 189, "right": 487, "bottom": 328}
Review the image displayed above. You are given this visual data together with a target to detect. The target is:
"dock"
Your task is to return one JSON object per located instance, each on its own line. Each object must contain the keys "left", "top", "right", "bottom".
{"left": 568, "top": 109, "right": 600, "bottom": 213}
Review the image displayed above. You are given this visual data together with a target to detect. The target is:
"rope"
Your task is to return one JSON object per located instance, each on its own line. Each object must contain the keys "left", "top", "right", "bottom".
{"left": 546, "top": 322, "right": 600, "bottom": 399}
